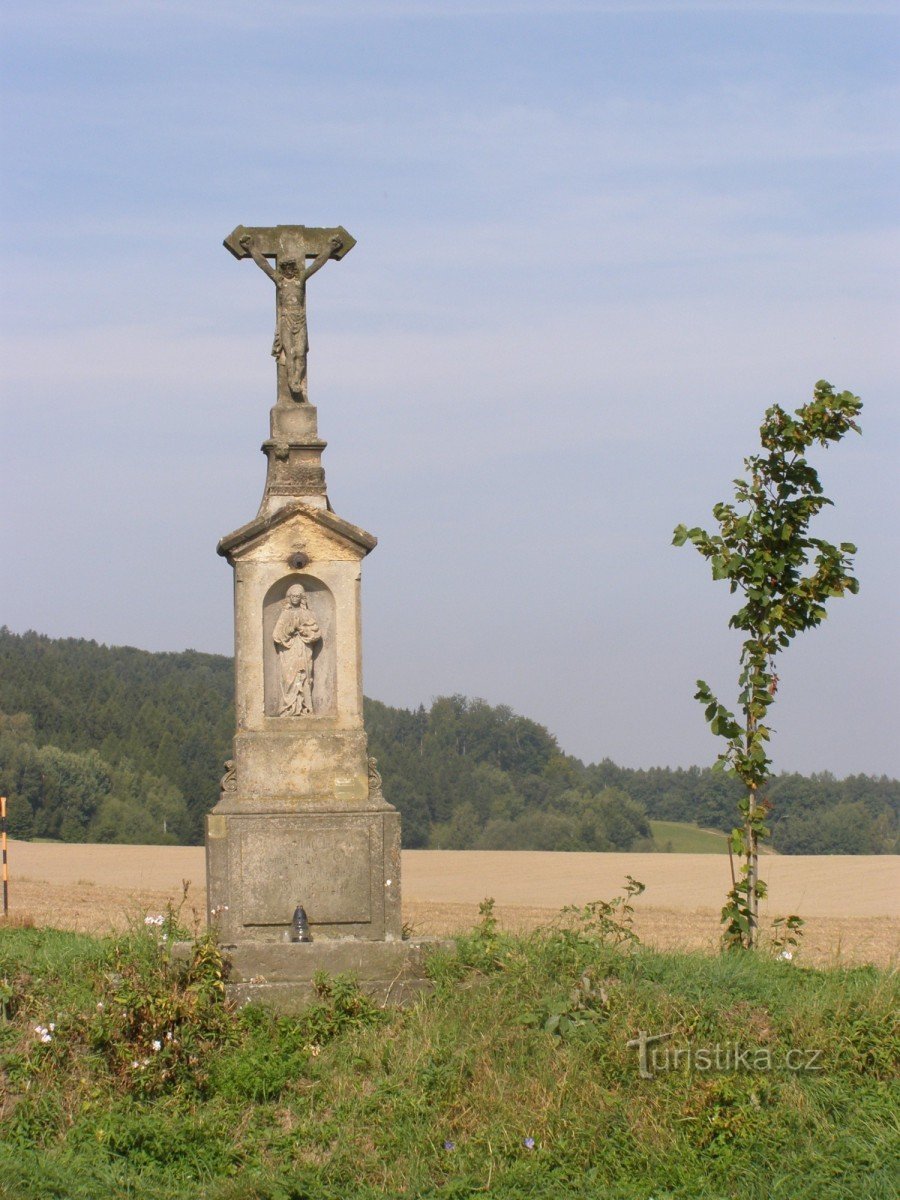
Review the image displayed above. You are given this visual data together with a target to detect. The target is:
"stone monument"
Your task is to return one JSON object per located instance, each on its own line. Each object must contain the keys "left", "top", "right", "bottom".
{"left": 205, "top": 224, "right": 433, "bottom": 1009}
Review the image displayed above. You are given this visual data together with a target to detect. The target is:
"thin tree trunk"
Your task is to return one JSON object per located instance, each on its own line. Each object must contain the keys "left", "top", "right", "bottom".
{"left": 747, "top": 783, "right": 758, "bottom": 949}
{"left": 745, "top": 710, "right": 759, "bottom": 950}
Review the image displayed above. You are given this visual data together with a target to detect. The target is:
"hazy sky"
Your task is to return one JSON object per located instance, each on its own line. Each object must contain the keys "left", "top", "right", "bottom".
{"left": 1, "top": 1, "right": 898, "bottom": 777}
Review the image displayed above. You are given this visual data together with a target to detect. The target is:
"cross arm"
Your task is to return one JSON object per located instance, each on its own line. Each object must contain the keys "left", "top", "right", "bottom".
{"left": 224, "top": 225, "right": 356, "bottom": 265}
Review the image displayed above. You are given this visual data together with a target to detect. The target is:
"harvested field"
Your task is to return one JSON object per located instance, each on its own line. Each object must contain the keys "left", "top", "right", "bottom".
{"left": 3, "top": 842, "right": 897, "bottom": 967}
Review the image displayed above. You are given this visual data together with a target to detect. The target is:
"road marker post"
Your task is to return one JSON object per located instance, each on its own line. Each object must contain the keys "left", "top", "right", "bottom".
{"left": 1, "top": 797, "right": 8, "bottom": 916}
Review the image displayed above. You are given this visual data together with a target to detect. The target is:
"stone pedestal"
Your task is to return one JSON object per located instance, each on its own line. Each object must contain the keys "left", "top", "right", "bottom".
{"left": 207, "top": 398, "right": 428, "bottom": 1005}
{"left": 220, "top": 940, "right": 448, "bottom": 1012}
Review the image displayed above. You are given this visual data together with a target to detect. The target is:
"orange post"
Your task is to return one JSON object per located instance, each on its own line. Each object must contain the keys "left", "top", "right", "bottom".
{"left": 1, "top": 796, "right": 7, "bottom": 916}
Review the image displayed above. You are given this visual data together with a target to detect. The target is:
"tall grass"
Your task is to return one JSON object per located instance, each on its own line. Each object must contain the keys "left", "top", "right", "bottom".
{"left": 0, "top": 902, "right": 896, "bottom": 1199}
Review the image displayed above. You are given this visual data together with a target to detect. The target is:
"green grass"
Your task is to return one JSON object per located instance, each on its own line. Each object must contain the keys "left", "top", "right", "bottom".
{"left": 0, "top": 904, "right": 896, "bottom": 1200}
{"left": 651, "top": 820, "right": 740, "bottom": 854}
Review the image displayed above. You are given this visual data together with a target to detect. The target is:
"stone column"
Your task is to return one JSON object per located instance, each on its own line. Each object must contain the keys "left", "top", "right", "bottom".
{"left": 197, "top": 226, "right": 440, "bottom": 1009}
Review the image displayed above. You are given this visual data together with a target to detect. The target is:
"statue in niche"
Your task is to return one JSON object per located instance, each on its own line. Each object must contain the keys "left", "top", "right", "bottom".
{"left": 273, "top": 584, "right": 322, "bottom": 715}
{"left": 239, "top": 232, "right": 343, "bottom": 402}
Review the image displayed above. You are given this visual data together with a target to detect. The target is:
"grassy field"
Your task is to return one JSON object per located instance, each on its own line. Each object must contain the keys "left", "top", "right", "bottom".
{"left": 0, "top": 904, "right": 897, "bottom": 1200}
{"left": 649, "top": 821, "right": 731, "bottom": 854}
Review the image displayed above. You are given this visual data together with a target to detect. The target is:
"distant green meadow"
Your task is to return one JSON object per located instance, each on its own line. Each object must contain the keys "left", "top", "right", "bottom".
{"left": 0, "top": 896, "right": 896, "bottom": 1200}
{"left": 649, "top": 821, "right": 730, "bottom": 854}
{"left": 648, "top": 821, "right": 779, "bottom": 855}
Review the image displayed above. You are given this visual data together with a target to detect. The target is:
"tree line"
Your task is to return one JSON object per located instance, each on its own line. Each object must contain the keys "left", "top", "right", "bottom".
{"left": 0, "top": 628, "right": 896, "bottom": 853}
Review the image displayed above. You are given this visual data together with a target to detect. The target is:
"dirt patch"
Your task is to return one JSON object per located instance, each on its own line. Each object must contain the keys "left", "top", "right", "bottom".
{"left": 3, "top": 842, "right": 897, "bottom": 968}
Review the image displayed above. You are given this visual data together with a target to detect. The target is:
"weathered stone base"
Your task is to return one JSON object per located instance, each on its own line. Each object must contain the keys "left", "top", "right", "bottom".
{"left": 226, "top": 978, "right": 435, "bottom": 1011}
{"left": 177, "top": 938, "right": 453, "bottom": 1014}
{"left": 206, "top": 806, "right": 402, "bottom": 943}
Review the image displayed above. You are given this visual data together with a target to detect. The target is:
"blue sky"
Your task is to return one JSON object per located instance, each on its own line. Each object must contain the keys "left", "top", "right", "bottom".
{"left": 1, "top": 1, "right": 898, "bottom": 776}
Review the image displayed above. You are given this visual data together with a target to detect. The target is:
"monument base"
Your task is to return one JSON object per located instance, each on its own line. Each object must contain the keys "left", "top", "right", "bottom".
{"left": 227, "top": 939, "right": 451, "bottom": 1012}
{"left": 206, "top": 805, "right": 402, "bottom": 943}
{"left": 174, "top": 938, "right": 453, "bottom": 1014}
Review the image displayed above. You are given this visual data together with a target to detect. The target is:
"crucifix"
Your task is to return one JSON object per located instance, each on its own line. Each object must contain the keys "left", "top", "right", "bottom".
{"left": 224, "top": 224, "right": 356, "bottom": 404}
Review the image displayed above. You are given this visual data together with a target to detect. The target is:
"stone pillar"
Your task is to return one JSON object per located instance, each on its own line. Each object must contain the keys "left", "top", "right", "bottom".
{"left": 207, "top": 400, "right": 402, "bottom": 945}
{"left": 202, "top": 224, "right": 447, "bottom": 1009}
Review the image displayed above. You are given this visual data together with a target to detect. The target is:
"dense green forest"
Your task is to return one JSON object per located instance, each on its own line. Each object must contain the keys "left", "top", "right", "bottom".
{"left": 0, "top": 628, "right": 896, "bottom": 853}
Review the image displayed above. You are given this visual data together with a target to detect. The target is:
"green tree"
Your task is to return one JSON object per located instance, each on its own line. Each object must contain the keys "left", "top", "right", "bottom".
{"left": 674, "top": 380, "right": 862, "bottom": 948}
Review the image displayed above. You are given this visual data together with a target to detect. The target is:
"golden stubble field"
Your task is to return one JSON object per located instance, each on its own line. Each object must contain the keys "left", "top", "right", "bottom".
{"left": 4, "top": 842, "right": 898, "bottom": 967}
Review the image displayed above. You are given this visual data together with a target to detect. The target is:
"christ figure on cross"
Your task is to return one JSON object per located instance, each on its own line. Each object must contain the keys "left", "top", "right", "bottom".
{"left": 239, "top": 232, "right": 343, "bottom": 402}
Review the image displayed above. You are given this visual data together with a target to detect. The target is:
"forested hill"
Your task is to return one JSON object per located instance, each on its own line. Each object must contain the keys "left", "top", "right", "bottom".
{"left": 0, "top": 629, "right": 233, "bottom": 845}
{"left": 0, "top": 627, "right": 897, "bottom": 853}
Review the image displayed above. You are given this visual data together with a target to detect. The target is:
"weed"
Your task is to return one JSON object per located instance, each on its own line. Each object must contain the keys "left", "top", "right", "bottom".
{"left": 770, "top": 914, "right": 805, "bottom": 958}
{"left": 299, "top": 972, "right": 389, "bottom": 1046}
{"left": 521, "top": 969, "right": 610, "bottom": 1037}
{"left": 555, "top": 875, "right": 646, "bottom": 948}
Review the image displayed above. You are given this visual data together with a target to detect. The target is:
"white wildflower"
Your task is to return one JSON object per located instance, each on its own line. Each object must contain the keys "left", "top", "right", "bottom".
{"left": 152, "top": 1040, "right": 162, "bottom": 1052}
{"left": 778, "top": 949, "right": 794, "bottom": 962}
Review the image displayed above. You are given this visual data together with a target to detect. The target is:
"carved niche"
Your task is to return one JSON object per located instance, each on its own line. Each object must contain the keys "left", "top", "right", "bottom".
{"left": 262, "top": 575, "right": 336, "bottom": 718}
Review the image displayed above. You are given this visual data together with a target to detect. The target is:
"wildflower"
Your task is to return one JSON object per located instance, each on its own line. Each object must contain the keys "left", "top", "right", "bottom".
{"left": 151, "top": 1040, "right": 162, "bottom": 1052}
{"left": 96, "top": 1002, "right": 104, "bottom": 1011}
{"left": 307, "top": 1044, "right": 321, "bottom": 1057}
{"left": 131, "top": 1061, "right": 140, "bottom": 1069}
{"left": 144, "top": 914, "right": 164, "bottom": 927}
{"left": 523, "top": 1137, "right": 535, "bottom": 1150}
{"left": 48, "top": 1023, "right": 55, "bottom": 1032}
{"left": 778, "top": 949, "right": 794, "bottom": 962}
{"left": 40, "top": 1032, "right": 52, "bottom": 1044}
{"left": 443, "top": 1140, "right": 455, "bottom": 1152}
{"left": 165, "top": 1031, "right": 174, "bottom": 1042}
{"left": 34, "top": 1024, "right": 52, "bottom": 1043}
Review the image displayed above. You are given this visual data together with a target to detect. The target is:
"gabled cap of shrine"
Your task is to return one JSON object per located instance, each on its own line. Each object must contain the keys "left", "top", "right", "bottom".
{"left": 217, "top": 500, "right": 377, "bottom": 562}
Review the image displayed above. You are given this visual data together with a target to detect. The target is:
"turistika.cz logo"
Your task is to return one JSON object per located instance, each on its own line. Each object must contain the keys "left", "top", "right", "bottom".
{"left": 626, "top": 1031, "right": 824, "bottom": 1080}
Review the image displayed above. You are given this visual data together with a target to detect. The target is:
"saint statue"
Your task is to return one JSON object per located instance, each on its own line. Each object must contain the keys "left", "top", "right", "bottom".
{"left": 272, "top": 584, "right": 322, "bottom": 715}
{"left": 239, "top": 232, "right": 343, "bottom": 402}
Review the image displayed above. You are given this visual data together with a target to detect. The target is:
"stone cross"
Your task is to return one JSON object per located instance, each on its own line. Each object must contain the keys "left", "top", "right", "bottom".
{"left": 200, "top": 222, "right": 445, "bottom": 1012}
{"left": 224, "top": 224, "right": 356, "bottom": 404}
